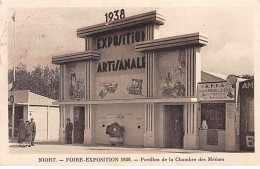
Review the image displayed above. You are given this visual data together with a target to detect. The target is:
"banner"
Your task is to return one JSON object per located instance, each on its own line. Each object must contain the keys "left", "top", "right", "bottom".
{"left": 198, "top": 82, "right": 235, "bottom": 101}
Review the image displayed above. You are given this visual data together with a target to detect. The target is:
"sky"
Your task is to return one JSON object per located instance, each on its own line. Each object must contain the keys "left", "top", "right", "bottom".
{"left": 7, "top": 6, "right": 256, "bottom": 76}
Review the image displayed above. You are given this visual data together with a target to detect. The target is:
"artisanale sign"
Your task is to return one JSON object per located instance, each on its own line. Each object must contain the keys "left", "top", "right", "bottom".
{"left": 97, "top": 56, "right": 145, "bottom": 73}
{"left": 198, "top": 82, "right": 235, "bottom": 101}
{"left": 97, "top": 30, "right": 145, "bottom": 49}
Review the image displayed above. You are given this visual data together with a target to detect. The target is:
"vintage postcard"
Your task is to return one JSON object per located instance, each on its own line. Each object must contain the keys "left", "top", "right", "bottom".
{"left": 0, "top": 0, "right": 259, "bottom": 166}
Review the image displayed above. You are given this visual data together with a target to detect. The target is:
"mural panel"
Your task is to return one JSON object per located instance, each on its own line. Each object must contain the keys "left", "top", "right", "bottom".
{"left": 158, "top": 49, "right": 186, "bottom": 98}
{"left": 64, "top": 62, "right": 86, "bottom": 101}
{"left": 96, "top": 73, "right": 145, "bottom": 100}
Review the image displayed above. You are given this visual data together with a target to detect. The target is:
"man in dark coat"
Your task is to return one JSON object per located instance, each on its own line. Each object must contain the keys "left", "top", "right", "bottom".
{"left": 65, "top": 118, "right": 73, "bottom": 144}
{"left": 30, "top": 118, "right": 36, "bottom": 146}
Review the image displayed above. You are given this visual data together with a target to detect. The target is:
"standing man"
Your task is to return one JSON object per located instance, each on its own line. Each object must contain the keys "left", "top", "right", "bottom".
{"left": 30, "top": 118, "right": 36, "bottom": 146}
{"left": 65, "top": 118, "right": 73, "bottom": 144}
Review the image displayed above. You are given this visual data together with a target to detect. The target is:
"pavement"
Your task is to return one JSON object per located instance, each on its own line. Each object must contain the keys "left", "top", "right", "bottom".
{"left": 9, "top": 141, "right": 210, "bottom": 154}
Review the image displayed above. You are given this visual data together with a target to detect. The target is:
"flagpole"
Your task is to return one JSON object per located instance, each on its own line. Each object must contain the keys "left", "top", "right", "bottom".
{"left": 11, "top": 12, "right": 16, "bottom": 141}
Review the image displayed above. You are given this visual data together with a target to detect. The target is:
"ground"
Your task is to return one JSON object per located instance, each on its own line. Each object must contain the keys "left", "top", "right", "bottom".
{"left": 9, "top": 141, "right": 210, "bottom": 154}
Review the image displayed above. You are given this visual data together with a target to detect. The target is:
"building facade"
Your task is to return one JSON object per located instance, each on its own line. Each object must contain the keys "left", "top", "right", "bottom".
{"left": 52, "top": 10, "right": 209, "bottom": 149}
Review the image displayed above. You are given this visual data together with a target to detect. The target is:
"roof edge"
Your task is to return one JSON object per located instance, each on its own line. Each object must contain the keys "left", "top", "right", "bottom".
{"left": 77, "top": 10, "right": 165, "bottom": 38}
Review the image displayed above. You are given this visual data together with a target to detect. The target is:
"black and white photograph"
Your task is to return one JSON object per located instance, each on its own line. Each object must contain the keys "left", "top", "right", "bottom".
{"left": 0, "top": 0, "right": 259, "bottom": 166}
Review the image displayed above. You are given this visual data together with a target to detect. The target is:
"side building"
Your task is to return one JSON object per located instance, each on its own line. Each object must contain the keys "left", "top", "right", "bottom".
{"left": 8, "top": 90, "right": 60, "bottom": 142}
{"left": 197, "top": 73, "right": 254, "bottom": 152}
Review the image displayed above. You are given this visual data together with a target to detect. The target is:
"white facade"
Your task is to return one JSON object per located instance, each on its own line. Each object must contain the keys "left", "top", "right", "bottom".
{"left": 8, "top": 90, "right": 60, "bottom": 141}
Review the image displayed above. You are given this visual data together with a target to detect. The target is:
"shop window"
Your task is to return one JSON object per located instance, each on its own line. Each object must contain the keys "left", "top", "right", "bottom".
{"left": 201, "top": 103, "right": 225, "bottom": 130}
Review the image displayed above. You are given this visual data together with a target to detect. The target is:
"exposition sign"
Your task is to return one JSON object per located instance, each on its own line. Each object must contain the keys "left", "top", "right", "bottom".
{"left": 95, "top": 27, "right": 146, "bottom": 75}
{"left": 198, "top": 82, "right": 235, "bottom": 101}
{"left": 97, "top": 30, "right": 146, "bottom": 49}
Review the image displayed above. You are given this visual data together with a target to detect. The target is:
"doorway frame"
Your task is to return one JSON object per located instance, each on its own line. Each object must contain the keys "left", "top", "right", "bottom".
{"left": 73, "top": 106, "right": 86, "bottom": 144}
{"left": 163, "top": 104, "right": 184, "bottom": 148}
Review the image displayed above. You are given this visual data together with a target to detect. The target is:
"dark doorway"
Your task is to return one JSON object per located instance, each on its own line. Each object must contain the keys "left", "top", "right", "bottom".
{"left": 8, "top": 106, "right": 23, "bottom": 138}
{"left": 73, "top": 107, "right": 85, "bottom": 143}
{"left": 164, "top": 105, "right": 184, "bottom": 148}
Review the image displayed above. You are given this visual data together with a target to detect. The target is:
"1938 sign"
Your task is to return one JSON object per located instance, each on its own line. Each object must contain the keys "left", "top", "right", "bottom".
{"left": 105, "top": 9, "right": 125, "bottom": 23}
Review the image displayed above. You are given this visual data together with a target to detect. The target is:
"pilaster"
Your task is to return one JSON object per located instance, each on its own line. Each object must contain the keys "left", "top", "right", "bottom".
{"left": 144, "top": 103, "right": 155, "bottom": 147}
{"left": 84, "top": 105, "right": 96, "bottom": 144}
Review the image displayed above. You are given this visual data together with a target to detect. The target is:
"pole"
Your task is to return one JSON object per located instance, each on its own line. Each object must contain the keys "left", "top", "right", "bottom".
{"left": 11, "top": 12, "right": 16, "bottom": 140}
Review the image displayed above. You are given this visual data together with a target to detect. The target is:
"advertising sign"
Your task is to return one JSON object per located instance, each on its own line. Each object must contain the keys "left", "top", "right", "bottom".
{"left": 198, "top": 82, "right": 235, "bottom": 101}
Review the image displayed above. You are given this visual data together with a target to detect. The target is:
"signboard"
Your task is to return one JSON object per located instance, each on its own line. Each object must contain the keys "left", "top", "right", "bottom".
{"left": 198, "top": 82, "right": 235, "bottom": 101}
{"left": 239, "top": 79, "right": 254, "bottom": 96}
{"left": 226, "top": 103, "right": 236, "bottom": 119}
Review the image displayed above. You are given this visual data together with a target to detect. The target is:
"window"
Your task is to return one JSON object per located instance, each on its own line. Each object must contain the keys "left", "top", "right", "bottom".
{"left": 201, "top": 103, "right": 225, "bottom": 130}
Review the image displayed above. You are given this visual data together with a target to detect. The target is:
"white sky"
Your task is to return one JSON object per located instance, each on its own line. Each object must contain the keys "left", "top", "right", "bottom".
{"left": 7, "top": 6, "right": 256, "bottom": 76}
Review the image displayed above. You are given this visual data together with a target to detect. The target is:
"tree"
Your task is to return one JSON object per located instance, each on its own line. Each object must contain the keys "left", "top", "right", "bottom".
{"left": 8, "top": 63, "right": 31, "bottom": 91}
{"left": 8, "top": 64, "right": 60, "bottom": 100}
{"left": 239, "top": 74, "right": 254, "bottom": 79}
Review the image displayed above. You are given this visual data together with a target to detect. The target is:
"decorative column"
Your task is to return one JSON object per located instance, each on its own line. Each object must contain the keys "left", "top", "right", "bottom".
{"left": 84, "top": 36, "right": 97, "bottom": 144}
{"left": 184, "top": 103, "right": 199, "bottom": 149}
{"left": 143, "top": 24, "right": 160, "bottom": 147}
{"left": 144, "top": 103, "right": 155, "bottom": 147}
{"left": 145, "top": 24, "right": 160, "bottom": 98}
{"left": 84, "top": 105, "right": 96, "bottom": 144}
{"left": 85, "top": 60, "right": 96, "bottom": 100}
{"left": 145, "top": 52, "right": 155, "bottom": 98}
{"left": 85, "top": 61, "right": 91, "bottom": 99}
{"left": 60, "top": 64, "right": 65, "bottom": 101}
{"left": 59, "top": 105, "right": 66, "bottom": 143}
{"left": 59, "top": 64, "right": 66, "bottom": 143}
{"left": 183, "top": 46, "right": 201, "bottom": 149}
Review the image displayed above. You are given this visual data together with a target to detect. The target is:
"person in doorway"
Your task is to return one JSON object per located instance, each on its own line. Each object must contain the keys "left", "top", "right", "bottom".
{"left": 18, "top": 119, "right": 26, "bottom": 148}
{"left": 30, "top": 118, "right": 36, "bottom": 146}
{"left": 65, "top": 118, "right": 73, "bottom": 144}
{"left": 25, "top": 120, "right": 33, "bottom": 147}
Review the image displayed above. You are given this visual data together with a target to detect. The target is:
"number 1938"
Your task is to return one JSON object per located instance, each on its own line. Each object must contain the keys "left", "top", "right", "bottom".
{"left": 105, "top": 9, "right": 125, "bottom": 23}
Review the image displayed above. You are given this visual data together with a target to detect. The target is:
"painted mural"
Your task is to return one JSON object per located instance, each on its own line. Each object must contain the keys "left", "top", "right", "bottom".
{"left": 96, "top": 74, "right": 145, "bottom": 100}
{"left": 98, "top": 81, "right": 118, "bottom": 99}
{"left": 127, "top": 79, "right": 143, "bottom": 95}
{"left": 159, "top": 49, "right": 186, "bottom": 98}
{"left": 161, "top": 73, "right": 185, "bottom": 98}
{"left": 67, "top": 62, "right": 85, "bottom": 101}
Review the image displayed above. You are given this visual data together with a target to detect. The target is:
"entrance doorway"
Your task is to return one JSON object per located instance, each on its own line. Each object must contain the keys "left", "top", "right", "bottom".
{"left": 73, "top": 107, "right": 85, "bottom": 143}
{"left": 164, "top": 105, "right": 184, "bottom": 148}
{"left": 8, "top": 106, "right": 23, "bottom": 138}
